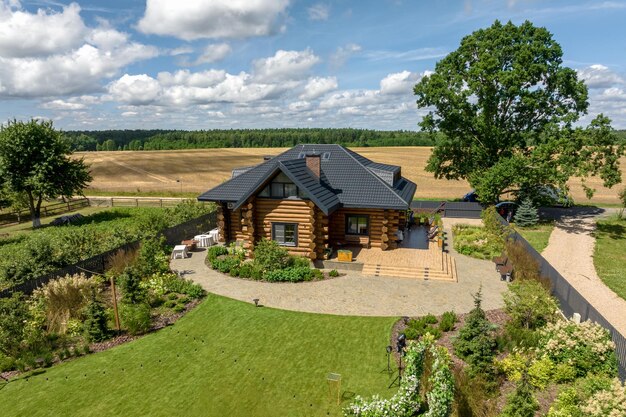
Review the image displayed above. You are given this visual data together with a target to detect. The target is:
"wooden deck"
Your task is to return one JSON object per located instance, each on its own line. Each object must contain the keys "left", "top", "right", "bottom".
{"left": 332, "top": 226, "right": 457, "bottom": 281}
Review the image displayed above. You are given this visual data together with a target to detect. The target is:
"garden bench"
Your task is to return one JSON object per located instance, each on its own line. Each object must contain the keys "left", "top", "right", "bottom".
{"left": 345, "top": 235, "right": 371, "bottom": 248}
{"left": 492, "top": 253, "right": 508, "bottom": 271}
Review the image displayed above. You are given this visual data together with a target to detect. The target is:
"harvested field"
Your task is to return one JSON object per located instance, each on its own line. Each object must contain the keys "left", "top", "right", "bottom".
{"left": 77, "top": 147, "right": 626, "bottom": 204}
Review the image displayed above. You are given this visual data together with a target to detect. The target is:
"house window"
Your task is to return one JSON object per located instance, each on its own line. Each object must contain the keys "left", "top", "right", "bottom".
{"left": 260, "top": 182, "right": 305, "bottom": 199}
{"left": 272, "top": 223, "right": 298, "bottom": 246}
{"left": 346, "top": 215, "right": 369, "bottom": 236}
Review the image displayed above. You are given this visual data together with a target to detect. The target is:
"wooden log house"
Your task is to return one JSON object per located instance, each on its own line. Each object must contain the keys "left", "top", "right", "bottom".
{"left": 198, "top": 144, "right": 417, "bottom": 260}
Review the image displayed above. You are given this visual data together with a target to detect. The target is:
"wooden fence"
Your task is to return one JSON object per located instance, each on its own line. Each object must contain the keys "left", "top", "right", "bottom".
{"left": 0, "top": 198, "right": 90, "bottom": 226}
{"left": 0, "top": 211, "right": 217, "bottom": 298}
{"left": 88, "top": 197, "right": 193, "bottom": 208}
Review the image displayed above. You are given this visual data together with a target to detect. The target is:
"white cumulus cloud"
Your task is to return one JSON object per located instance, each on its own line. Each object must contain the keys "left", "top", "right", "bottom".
{"left": 108, "top": 74, "right": 162, "bottom": 105}
{"left": 300, "top": 76, "right": 338, "bottom": 100}
{"left": 0, "top": 2, "right": 86, "bottom": 57}
{"left": 380, "top": 71, "right": 422, "bottom": 95}
{"left": 137, "top": 0, "right": 290, "bottom": 40}
{"left": 577, "top": 64, "right": 624, "bottom": 89}
{"left": 329, "top": 43, "right": 361, "bottom": 69}
{"left": 252, "top": 49, "right": 320, "bottom": 82}
{"left": 194, "top": 43, "right": 232, "bottom": 65}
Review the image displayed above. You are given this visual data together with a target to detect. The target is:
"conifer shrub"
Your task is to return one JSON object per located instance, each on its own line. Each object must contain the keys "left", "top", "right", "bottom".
{"left": 513, "top": 198, "right": 539, "bottom": 228}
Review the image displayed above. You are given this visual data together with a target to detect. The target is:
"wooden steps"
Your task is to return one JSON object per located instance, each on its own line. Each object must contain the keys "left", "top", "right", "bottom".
{"left": 362, "top": 252, "right": 457, "bottom": 282}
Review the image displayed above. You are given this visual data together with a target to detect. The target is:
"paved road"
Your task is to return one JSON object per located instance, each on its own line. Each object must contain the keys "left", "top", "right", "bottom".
{"left": 171, "top": 234, "right": 507, "bottom": 317}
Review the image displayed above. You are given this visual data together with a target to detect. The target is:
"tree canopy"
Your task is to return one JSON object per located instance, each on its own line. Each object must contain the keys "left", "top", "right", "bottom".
{"left": 414, "top": 20, "right": 624, "bottom": 202}
{"left": 0, "top": 119, "right": 92, "bottom": 227}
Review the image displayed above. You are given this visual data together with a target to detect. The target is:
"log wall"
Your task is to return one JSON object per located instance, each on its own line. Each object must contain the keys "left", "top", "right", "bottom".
{"left": 328, "top": 208, "right": 401, "bottom": 250}
{"left": 254, "top": 198, "right": 320, "bottom": 259}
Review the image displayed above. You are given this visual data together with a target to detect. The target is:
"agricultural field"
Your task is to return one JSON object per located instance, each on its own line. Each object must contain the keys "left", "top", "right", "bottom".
{"left": 77, "top": 148, "right": 626, "bottom": 204}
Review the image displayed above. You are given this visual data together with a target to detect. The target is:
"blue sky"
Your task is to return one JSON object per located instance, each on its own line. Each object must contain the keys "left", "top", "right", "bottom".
{"left": 1, "top": 0, "right": 625, "bottom": 130}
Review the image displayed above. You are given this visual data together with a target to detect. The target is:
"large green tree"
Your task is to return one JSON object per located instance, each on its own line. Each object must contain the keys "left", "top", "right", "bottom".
{"left": 414, "top": 20, "right": 624, "bottom": 202}
{"left": 0, "top": 119, "right": 92, "bottom": 227}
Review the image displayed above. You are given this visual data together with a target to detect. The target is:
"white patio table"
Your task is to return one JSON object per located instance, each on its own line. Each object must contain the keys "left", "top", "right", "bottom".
{"left": 194, "top": 234, "right": 213, "bottom": 248}
{"left": 171, "top": 244, "right": 188, "bottom": 259}
{"left": 208, "top": 228, "right": 219, "bottom": 242}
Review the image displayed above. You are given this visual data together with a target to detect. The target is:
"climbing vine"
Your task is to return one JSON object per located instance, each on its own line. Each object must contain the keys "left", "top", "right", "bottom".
{"left": 344, "top": 334, "right": 454, "bottom": 417}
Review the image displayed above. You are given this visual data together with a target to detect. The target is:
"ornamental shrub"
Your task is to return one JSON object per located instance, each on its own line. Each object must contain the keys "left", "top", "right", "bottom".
{"left": 253, "top": 239, "right": 290, "bottom": 271}
{"left": 290, "top": 256, "right": 311, "bottom": 268}
{"left": 33, "top": 273, "right": 98, "bottom": 334}
{"left": 135, "top": 236, "right": 169, "bottom": 277}
{"left": 453, "top": 288, "right": 497, "bottom": 375}
{"left": 439, "top": 311, "right": 457, "bottom": 332}
{"left": 207, "top": 245, "right": 228, "bottom": 263}
{"left": 499, "top": 375, "right": 539, "bottom": 417}
{"left": 118, "top": 266, "right": 147, "bottom": 304}
{"left": 210, "top": 256, "right": 240, "bottom": 274}
{"left": 82, "top": 291, "right": 109, "bottom": 342}
{"left": 503, "top": 280, "right": 558, "bottom": 330}
{"left": 538, "top": 320, "right": 617, "bottom": 377}
{"left": 238, "top": 262, "right": 254, "bottom": 279}
{"left": 263, "top": 267, "right": 314, "bottom": 283}
{"left": 329, "top": 269, "right": 340, "bottom": 277}
{"left": 513, "top": 198, "right": 539, "bottom": 228}
{"left": 0, "top": 292, "right": 30, "bottom": 357}
{"left": 120, "top": 303, "right": 151, "bottom": 335}
{"left": 547, "top": 375, "right": 617, "bottom": 417}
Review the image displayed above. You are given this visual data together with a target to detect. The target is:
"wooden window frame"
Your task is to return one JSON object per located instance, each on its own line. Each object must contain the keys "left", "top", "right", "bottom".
{"left": 345, "top": 214, "right": 370, "bottom": 236}
{"left": 272, "top": 222, "right": 298, "bottom": 247}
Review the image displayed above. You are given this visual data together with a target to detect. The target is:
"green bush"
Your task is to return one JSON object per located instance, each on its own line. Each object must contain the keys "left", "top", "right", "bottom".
{"left": 229, "top": 266, "right": 240, "bottom": 277}
{"left": 120, "top": 303, "right": 152, "bottom": 335}
{"left": 163, "top": 300, "right": 177, "bottom": 309}
{"left": 253, "top": 239, "right": 290, "bottom": 271}
{"left": 503, "top": 280, "right": 558, "bottom": 330}
{"left": 439, "top": 311, "right": 457, "bottom": 332}
{"left": 546, "top": 375, "right": 618, "bottom": 417}
{"left": 82, "top": 292, "right": 109, "bottom": 342}
{"left": 207, "top": 245, "right": 228, "bottom": 263}
{"left": 453, "top": 288, "right": 497, "bottom": 375}
{"left": 422, "top": 313, "right": 437, "bottom": 325}
{"left": 210, "top": 256, "right": 240, "bottom": 274}
{"left": 500, "top": 376, "right": 539, "bottom": 417}
{"left": 159, "top": 275, "right": 205, "bottom": 299}
{"left": 135, "top": 236, "right": 169, "bottom": 277}
{"left": 289, "top": 256, "right": 311, "bottom": 268}
{"left": 238, "top": 262, "right": 254, "bottom": 279}
{"left": 311, "top": 268, "right": 323, "bottom": 280}
{"left": 118, "top": 266, "right": 147, "bottom": 304}
{"left": 329, "top": 269, "right": 339, "bottom": 277}
{"left": 538, "top": 320, "right": 617, "bottom": 377}
{"left": 0, "top": 292, "right": 30, "bottom": 357}
{"left": 452, "top": 224, "right": 504, "bottom": 260}
{"left": 405, "top": 314, "right": 443, "bottom": 340}
{"left": 263, "top": 267, "right": 314, "bottom": 283}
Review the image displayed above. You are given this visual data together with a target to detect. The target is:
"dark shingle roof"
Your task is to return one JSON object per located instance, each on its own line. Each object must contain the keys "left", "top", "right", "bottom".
{"left": 198, "top": 144, "right": 417, "bottom": 214}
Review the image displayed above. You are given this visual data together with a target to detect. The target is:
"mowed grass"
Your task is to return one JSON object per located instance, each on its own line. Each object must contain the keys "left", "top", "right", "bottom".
{"left": 76, "top": 148, "right": 626, "bottom": 204}
{"left": 594, "top": 217, "right": 626, "bottom": 301}
{"left": 514, "top": 222, "right": 555, "bottom": 253}
{"left": 0, "top": 294, "right": 398, "bottom": 417}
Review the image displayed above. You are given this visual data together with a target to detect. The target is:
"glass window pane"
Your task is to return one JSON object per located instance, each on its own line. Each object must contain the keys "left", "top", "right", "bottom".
{"left": 271, "top": 183, "right": 283, "bottom": 197}
{"left": 284, "top": 224, "right": 296, "bottom": 243}
{"left": 259, "top": 185, "right": 270, "bottom": 197}
{"left": 284, "top": 184, "right": 297, "bottom": 197}
{"left": 273, "top": 224, "right": 285, "bottom": 241}
{"left": 347, "top": 216, "right": 358, "bottom": 234}
{"left": 359, "top": 217, "right": 368, "bottom": 234}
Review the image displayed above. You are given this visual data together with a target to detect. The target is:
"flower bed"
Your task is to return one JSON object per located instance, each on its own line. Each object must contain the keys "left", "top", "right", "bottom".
{"left": 206, "top": 240, "right": 334, "bottom": 283}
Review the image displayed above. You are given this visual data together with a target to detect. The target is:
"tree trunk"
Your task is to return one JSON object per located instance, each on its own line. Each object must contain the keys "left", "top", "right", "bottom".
{"left": 28, "top": 191, "right": 42, "bottom": 228}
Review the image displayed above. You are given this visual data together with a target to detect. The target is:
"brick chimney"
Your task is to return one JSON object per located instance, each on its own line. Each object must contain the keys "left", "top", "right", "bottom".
{"left": 305, "top": 154, "right": 321, "bottom": 179}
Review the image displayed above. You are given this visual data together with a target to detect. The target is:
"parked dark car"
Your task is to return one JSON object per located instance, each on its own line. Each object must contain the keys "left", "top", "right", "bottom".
{"left": 462, "top": 190, "right": 478, "bottom": 202}
{"left": 495, "top": 201, "right": 518, "bottom": 220}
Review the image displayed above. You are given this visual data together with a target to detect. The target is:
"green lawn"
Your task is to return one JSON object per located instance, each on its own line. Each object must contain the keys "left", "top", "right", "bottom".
{"left": 594, "top": 217, "right": 626, "bottom": 301}
{"left": 0, "top": 295, "right": 397, "bottom": 417}
{"left": 0, "top": 206, "right": 108, "bottom": 236}
{"left": 514, "top": 221, "right": 555, "bottom": 253}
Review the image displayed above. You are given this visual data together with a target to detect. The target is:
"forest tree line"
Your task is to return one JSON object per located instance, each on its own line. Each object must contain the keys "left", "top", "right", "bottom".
{"left": 63, "top": 128, "right": 440, "bottom": 151}
{"left": 63, "top": 128, "right": 626, "bottom": 152}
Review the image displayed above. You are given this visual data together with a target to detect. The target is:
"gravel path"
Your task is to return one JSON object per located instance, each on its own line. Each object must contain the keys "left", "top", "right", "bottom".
{"left": 542, "top": 210, "right": 626, "bottom": 337}
{"left": 171, "top": 235, "right": 506, "bottom": 317}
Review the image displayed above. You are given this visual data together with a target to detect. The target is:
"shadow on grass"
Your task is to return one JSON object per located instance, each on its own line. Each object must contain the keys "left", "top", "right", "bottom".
{"left": 596, "top": 221, "right": 626, "bottom": 240}
{"left": 75, "top": 210, "right": 133, "bottom": 226}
